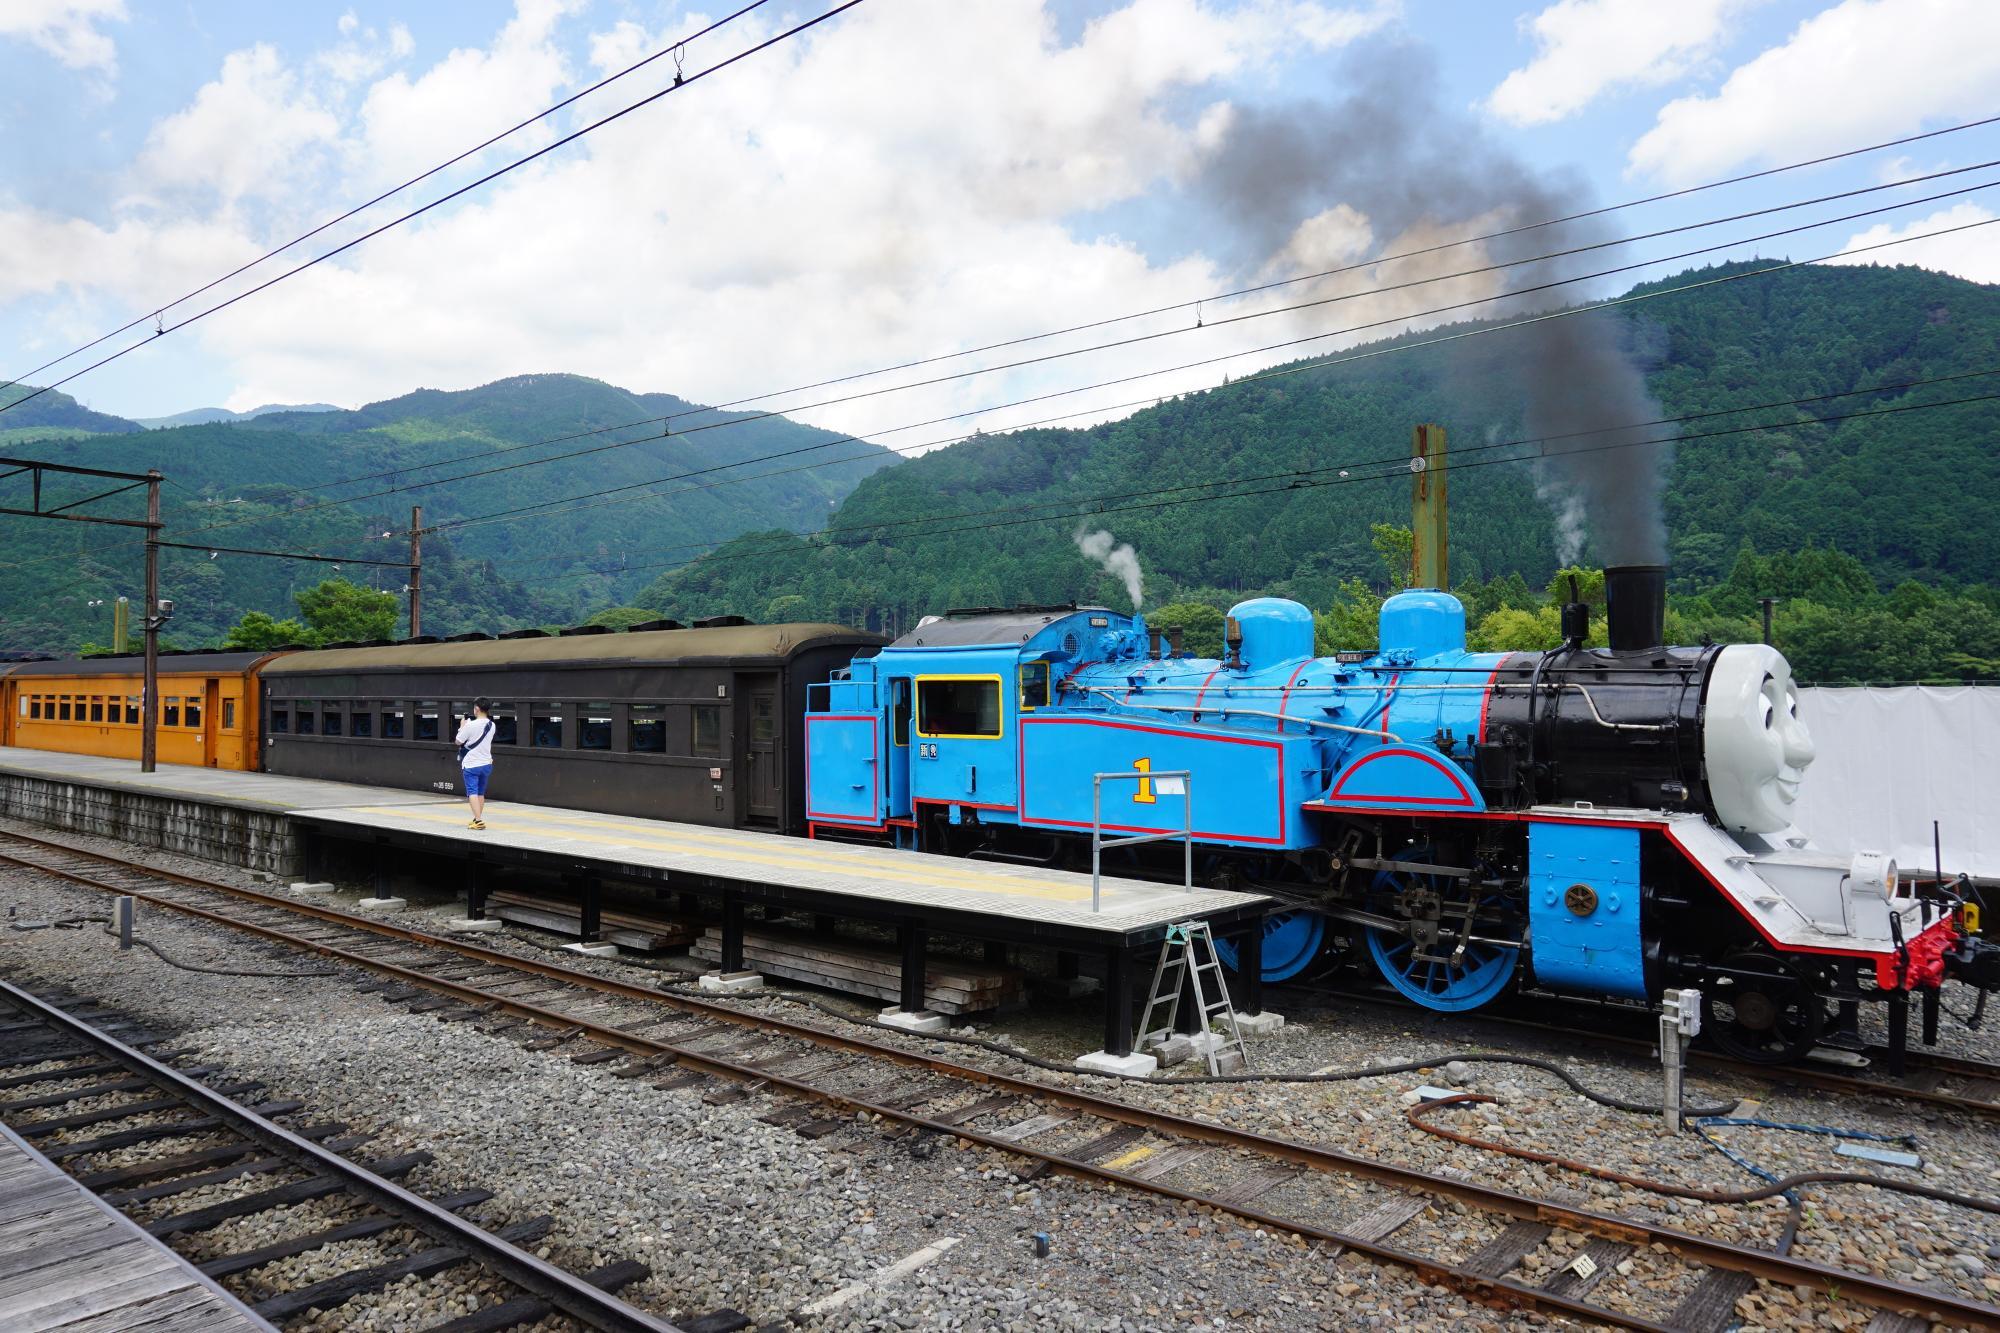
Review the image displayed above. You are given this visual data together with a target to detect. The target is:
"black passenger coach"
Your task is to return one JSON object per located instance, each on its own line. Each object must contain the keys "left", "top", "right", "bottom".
{"left": 260, "top": 622, "right": 883, "bottom": 832}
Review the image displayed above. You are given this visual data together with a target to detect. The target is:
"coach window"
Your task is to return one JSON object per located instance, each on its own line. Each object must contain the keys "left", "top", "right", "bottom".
{"left": 163, "top": 697, "right": 181, "bottom": 727}
{"left": 580, "top": 704, "right": 613, "bottom": 751}
{"left": 268, "top": 706, "right": 289, "bottom": 734}
{"left": 27, "top": 697, "right": 40, "bottom": 720}
{"left": 349, "top": 707, "right": 371, "bottom": 738}
{"left": 88, "top": 697, "right": 104, "bottom": 722}
{"left": 691, "top": 704, "right": 722, "bottom": 757}
{"left": 296, "top": 700, "right": 317, "bottom": 735}
{"left": 321, "top": 705, "right": 342, "bottom": 736}
{"left": 415, "top": 702, "right": 440, "bottom": 742}
{"left": 489, "top": 705, "right": 517, "bottom": 746}
{"left": 630, "top": 704, "right": 664, "bottom": 753}
{"left": 124, "top": 696, "right": 139, "bottom": 724}
{"left": 526, "top": 706, "right": 561, "bottom": 748}
{"left": 186, "top": 698, "right": 202, "bottom": 728}
{"left": 382, "top": 705, "right": 405, "bottom": 739}
{"left": 58, "top": 697, "right": 71, "bottom": 721}
{"left": 917, "top": 677, "right": 1002, "bottom": 738}
{"left": 223, "top": 699, "right": 237, "bottom": 730}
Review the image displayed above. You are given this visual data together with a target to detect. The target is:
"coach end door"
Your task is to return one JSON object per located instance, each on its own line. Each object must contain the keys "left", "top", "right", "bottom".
{"left": 740, "top": 674, "right": 781, "bottom": 826}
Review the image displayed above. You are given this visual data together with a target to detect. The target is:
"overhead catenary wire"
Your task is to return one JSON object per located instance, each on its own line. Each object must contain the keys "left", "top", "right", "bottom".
{"left": 0, "top": 1, "right": 778, "bottom": 399}
{"left": 0, "top": 0, "right": 872, "bottom": 418}
{"left": 183, "top": 160, "right": 2000, "bottom": 521}
{"left": 155, "top": 185, "right": 2000, "bottom": 549}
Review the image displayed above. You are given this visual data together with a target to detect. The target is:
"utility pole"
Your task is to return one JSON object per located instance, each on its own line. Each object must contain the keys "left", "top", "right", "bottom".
{"left": 1760, "top": 597, "right": 1777, "bottom": 646}
{"left": 113, "top": 596, "right": 129, "bottom": 653}
{"left": 408, "top": 505, "right": 423, "bottom": 639}
{"left": 142, "top": 470, "right": 161, "bottom": 773}
{"left": 1410, "top": 423, "right": 1448, "bottom": 590}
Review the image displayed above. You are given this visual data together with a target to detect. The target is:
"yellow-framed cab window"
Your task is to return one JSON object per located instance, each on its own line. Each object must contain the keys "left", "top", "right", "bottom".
{"left": 1018, "top": 661, "right": 1050, "bottom": 711}
{"left": 915, "top": 674, "right": 1003, "bottom": 739}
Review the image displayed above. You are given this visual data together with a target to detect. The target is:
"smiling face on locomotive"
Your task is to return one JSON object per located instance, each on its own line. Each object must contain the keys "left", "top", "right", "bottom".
{"left": 1702, "top": 642, "right": 1817, "bottom": 834}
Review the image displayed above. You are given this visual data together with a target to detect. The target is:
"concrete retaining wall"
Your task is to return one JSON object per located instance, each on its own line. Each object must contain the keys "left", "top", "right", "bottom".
{"left": 0, "top": 773, "right": 301, "bottom": 878}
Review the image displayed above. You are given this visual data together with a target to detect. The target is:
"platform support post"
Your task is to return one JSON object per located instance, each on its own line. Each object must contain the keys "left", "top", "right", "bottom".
{"left": 721, "top": 892, "right": 745, "bottom": 972}
{"left": 1921, "top": 986, "right": 1940, "bottom": 1046}
{"left": 1056, "top": 951, "right": 1080, "bottom": 982}
{"left": 1235, "top": 923, "right": 1264, "bottom": 1017}
{"left": 897, "top": 922, "right": 927, "bottom": 1013}
{"left": 579, "top": 874, "right": 602, "bottom": 945}
{"left": 679, "top": 890, "right": 699, "bottom": 917}
{"left": 465, "top": 858, "right": 488, "bottom": 920}
{"left": 1104, "top": 946, "right": 1133, "bottom": 1058}
{"left": 814, "top": 914, "right": 836, "bottom": 939}
{"left": 1886, "top": 990, "right": 1909, "bottom": 1076}
{"left": 372, "top": 840, "right": 390, "bottom": 899}
{"left": 114, "top": 896, "right": 134, "bottom": 950}
{"left": 984, "top": 939, "right": 1008, "bottom": 966}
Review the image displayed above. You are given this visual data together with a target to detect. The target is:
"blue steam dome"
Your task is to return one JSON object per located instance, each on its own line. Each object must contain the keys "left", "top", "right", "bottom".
{"left": 1378, "top": 589, "right": 1466, "bottom": 659}
{"left": 1228, "top": 597, "right": 1315, "bottom": 667}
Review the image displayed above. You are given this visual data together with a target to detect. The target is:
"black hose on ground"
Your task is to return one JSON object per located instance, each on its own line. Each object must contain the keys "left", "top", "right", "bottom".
{"left": 13, "top": 911, "right": 339, "bottom": 980}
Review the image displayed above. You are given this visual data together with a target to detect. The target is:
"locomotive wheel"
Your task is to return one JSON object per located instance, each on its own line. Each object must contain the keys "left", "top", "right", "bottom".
{"left": 1701, "top": 951, "right": 1822, "bottom": 1064}
{"left": 1215, "top": 910, "right": 1329, "bottom": 983}
{"left": 1362, "top": 848, "right": 1519, "bottom": 1013}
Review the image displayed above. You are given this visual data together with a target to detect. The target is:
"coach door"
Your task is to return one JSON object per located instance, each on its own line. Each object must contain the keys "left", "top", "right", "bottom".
{"left": 202, "top": 677, "right": 221, "bottom": 768}
{"left": 740, "top": 674, "right": 781, "bottom": 825}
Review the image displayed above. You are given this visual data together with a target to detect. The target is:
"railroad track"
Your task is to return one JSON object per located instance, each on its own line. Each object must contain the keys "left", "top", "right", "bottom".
{"left": 0, "top": 977, "right": 691, "bottom": 1332}
{"left": 0, "top": 830, "right": 1994, "bottom": 1331}
{"left": 1289, "top": 982, "right": 2000, "bottom": 1122}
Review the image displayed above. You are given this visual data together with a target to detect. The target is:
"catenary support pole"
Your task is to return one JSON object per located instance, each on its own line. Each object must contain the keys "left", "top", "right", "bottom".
{"left": 408, "top": 504, "right": 423, "bottom": 639}
{"left": 141, "top": 470, "right": 161, "bottom": 773}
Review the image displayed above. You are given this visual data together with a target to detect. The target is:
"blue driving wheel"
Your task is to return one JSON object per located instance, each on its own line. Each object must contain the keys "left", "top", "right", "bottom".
{"left": 1362, "top": 852, "right": 1518, "bottom": 1012}
{"left": 1215, "top": 909, "right": 1327, "bottom": 983}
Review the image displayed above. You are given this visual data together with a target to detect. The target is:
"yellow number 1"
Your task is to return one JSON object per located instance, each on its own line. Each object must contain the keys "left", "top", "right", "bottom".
{"left": 1132, "top": 757, "right": 1155, "bottom": 804}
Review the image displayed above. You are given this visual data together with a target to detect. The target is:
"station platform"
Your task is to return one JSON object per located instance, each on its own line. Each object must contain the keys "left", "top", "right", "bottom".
{"left": 0, "top": 1119, "right": 273, "bottom": 1332}
{"left": 0, "top": 749, "right": 1272, "bottom": 1057}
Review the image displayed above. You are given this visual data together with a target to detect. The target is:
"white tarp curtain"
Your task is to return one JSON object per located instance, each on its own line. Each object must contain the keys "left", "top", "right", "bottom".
{"left": 1788, "top": 686, "right": 1999, "bottom": 881}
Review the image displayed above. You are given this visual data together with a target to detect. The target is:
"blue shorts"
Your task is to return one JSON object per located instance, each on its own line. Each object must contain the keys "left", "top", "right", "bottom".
{"left": 462, "top": 764, "right": 492, "bottom": 797}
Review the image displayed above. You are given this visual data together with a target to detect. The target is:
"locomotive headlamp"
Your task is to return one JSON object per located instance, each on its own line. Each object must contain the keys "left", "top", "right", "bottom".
{"left": 1848, "top": 850, "right": 1899, "bottom": 900}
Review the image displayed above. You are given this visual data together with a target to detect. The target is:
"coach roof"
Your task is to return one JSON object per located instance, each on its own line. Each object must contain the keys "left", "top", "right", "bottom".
{"left": 264, "top": 623, "right": 878, "bottom": 675}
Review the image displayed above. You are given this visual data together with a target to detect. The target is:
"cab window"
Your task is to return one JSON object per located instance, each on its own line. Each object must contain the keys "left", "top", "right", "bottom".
{"left": 917, "top": 678, "right": 1001, "bottom": 738}
{"left": 1018, "top": 662, "right": 1050, "bottom": 710}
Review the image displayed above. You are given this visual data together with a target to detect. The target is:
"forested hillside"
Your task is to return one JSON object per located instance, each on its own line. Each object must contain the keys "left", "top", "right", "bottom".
{"left": 636, "top": 262, "right": 2000, "bottom": 653}
{"left": 0, "top": 373, "right": 895, "bottom": 652}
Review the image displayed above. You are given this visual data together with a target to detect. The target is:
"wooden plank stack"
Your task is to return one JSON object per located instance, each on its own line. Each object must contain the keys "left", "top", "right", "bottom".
{"left": 688, "top": 926, "right": 1027, "bottom": 1014}
{"left": 483, "top": 889, "right": 696, "bottom": 952}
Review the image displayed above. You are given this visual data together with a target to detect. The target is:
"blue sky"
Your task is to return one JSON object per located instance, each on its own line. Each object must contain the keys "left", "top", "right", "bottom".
{"left": 1, "top": 0, "right": 1995, "bottom": 428}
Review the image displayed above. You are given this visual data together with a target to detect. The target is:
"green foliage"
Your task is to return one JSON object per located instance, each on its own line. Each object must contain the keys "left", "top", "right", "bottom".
{"left": 584, "top": 605, "right": 663, "bottom": 629}
{"left": 295, "top": 578, "right": 398, "bottom": 643}
{"left": 1147, "top": 602, "right": 1227, "bottom": 657}
{"left": 224, "top": 611, "right": 313, "bottom": 650}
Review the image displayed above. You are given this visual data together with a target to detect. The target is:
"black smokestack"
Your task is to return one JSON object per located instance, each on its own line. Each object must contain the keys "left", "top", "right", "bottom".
{"left": 1604, "top": 565, "right": 1666, "bottom": 651}
{"left": 1183, "top": 41, "right": 1675, "bottom": 570}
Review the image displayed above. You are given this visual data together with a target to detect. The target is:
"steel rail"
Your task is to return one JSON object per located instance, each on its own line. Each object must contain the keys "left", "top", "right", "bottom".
{"left": 0, "top": 975, "right": 681, "bottom": 1333}
{"left": 0, "top": 833, "right": 1990, "bottom": 1328}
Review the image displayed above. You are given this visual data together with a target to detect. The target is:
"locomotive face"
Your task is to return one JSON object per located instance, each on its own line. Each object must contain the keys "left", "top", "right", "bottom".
{"left": 1701, "top": 643, "right": 1816, "bottom": 834}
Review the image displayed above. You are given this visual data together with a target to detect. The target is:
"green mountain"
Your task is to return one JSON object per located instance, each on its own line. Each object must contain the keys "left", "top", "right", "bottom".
{"left": 0, "top": 386, "right": 145, "bottom": 440}
{"left": 0, "top": 373, "right": 896, "bottom": 652}
{"left": 635, "top": 262, "right": 2000, "bottom": 642}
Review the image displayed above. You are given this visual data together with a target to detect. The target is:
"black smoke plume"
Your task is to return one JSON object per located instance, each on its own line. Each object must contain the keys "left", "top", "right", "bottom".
{"left": 1185, "top": 42, "right": 1671, "bottom": 566}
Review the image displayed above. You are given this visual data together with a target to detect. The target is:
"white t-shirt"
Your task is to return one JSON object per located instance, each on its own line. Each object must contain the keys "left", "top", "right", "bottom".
{"left": 455, "top": 716, "right": 495, "bottom": 768}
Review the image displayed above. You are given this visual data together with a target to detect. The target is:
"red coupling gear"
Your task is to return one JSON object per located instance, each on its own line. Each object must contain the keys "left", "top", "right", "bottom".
{"left": 1875, "top": 915, "right": 1959, "bottom": 991}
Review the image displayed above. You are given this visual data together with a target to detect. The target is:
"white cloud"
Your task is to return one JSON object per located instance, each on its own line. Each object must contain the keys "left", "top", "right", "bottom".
{"left": 4, "top": 0, "right": 1393, "bottom": 437}
{"left": 135, "top": 45, "right": 343, "bottom": 206}
{"left": 1828, "top": 203, "right": 2000, "bottom": 285}
{"left": 1629, "top": 0, "right": 2000, "bottom": 185}
{"left": 1487, "top": 0, "right": 1750, "bottom": 126}
{"left": 0, "top": 0, "right": 125, "bottom": 74}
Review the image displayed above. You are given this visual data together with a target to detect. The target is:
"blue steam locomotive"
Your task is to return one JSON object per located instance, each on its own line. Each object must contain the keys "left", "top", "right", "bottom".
{"left": 805, "top": 566, "right": 1996, "bottom": 1063}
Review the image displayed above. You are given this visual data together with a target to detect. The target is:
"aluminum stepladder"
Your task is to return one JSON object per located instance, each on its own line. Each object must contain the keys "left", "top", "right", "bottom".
{"left": 1135, "top": 920, "right": 1250, "bottom": 1074}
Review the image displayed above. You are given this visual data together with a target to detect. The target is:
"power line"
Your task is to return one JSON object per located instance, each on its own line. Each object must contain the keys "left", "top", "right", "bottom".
{"left": 424, "top": 209, "right": 2000, "bottom": 537}
{"left": 246, "top": 108, "right": 2000, "bottom": 496}
{"left": 153, "top": 541, "right": 412, "bottom": 569}
{"left": 265, "top": 150, "right": 2000, "bottom": 500}
{"left": 0, "top": 0, "right": 871, "bottom": 418}
{"left": 0, "top": 1, "right": 776, "bottom": 399}
{"left": 162, "top": 175, "right": 2000, "bottom": 543}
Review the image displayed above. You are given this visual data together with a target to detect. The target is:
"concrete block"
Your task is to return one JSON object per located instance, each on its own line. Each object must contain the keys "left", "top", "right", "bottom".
{"left": 1234, "top": 1010, "right": 1286, "bottom": 1036}
{"left": 290, "top": 881, "right": 337, "bottom": 895}
{"left": 877, "top": 1007, "right": 950, "bottom": 1034}
{"left": 563, "top": 941, "right": 619, "bottom": 957}
{"left": 1145, "top": 1034, "right": 1195, "bottom": 1067}
{"left": 699, "top": 971, "right": 765, "bottom": 994}
{"left": 441, "top": 917, "right": 503, "bottom": 933}
{"left": 1074, "top": 1049, "right": 1158, "bottom": 1077}
{"left": 355, "top": 896, "right": 406, "bottom": 911}
{"left": 1031, "top": 975, "right": 1101, "bottom": 999}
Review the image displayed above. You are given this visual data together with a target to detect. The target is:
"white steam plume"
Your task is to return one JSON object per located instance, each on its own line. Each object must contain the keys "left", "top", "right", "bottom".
{"left": 1075, "top": 528, "right": 1143, "bottom": 609}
